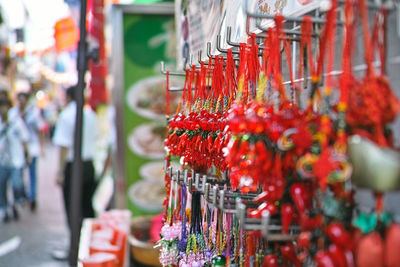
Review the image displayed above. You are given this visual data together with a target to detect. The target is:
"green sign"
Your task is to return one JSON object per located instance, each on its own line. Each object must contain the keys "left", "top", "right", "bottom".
{"left": 122, "top": 9, "right": 176, "bottom": 216}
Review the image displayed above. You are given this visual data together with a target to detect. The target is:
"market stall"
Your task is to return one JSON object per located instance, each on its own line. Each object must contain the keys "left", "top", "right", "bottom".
{"left": 155, "top": 0, "right": 400, "bottom": 266}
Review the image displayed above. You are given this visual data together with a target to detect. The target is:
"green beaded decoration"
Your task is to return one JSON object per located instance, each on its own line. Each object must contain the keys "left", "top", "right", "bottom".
{"left": 212, "top": 254, "right": 226, "bottom": 266}
{"left": 197, "top": 233, "right": 205, "bottom": 252}
{"left": 186, "top": 233, "right": 192, "bottom": 256}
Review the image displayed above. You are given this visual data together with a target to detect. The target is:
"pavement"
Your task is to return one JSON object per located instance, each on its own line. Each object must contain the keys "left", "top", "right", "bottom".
{"left": 0, "top": 144, "right": 69, "bottom": 267}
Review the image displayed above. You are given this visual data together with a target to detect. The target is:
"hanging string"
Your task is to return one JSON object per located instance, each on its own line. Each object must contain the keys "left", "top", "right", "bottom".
{"left": 371, "top": 8, "right": 387, "bottom": 75}
{"left": 256, "top": 28, "right": 271, "bottom": 102}
{"left": 339, "top": 0, "right": 355, "bottom": 112}
{"left": 283, "top": 39, "right": 296, "bottom": 104}
{"left": 359, "top": 0, "right": 374, "bottom": 76}
{"left": 272, "top": 15, "right": 288, "bottom": 102}
{"left": 237, "top": 43, "right": 248, "bottom": 103}
{"left": 324, "top": 0, "right": 338, "bottom": 97}
{"left": 166, "top": 71, "right": 170, "bottom": 120}
{"left": 226, "top": 49, "right": 237, "bottom": 108}
{"left": 178, "top": 69, "right": 189, "bottom": 115}
{"left": 188, "top": 66, "right": 195, "bottom": 113}
{"left": 248, "top": 33, "right": 260, "bottom": 99}
{"left": 301, "top": 16, "right": 314, "bottom": 81}
{"left": 179, "top": 183, "right": 188, "bottom": 252}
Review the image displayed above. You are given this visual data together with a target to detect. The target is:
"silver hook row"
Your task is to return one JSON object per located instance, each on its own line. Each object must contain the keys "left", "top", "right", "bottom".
{"left": 160, "top": 61, "right": 186, "bottom": 76}
{"left": 165, "top": 164, "right": 299, "bottom": 241}
{"left": 236, "top": 198, "right": 300, "bottom": 241}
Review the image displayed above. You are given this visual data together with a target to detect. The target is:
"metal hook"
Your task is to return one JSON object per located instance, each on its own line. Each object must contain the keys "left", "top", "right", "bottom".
{"left": 164, "top": 160, "right": 168, "bottom": 175}
{"left": 173, "top": 176, "right": 179, "bottom": 210}
{"left": 202, "top": 174, "right": 207, "bottom": 193}
{"left": 212, "top": 185, "right": 218, "bottom": 208}
{"left": 183, "top": 169, "right": 188, "bottom": 185}
{"left": 206, "top": 42, "right": 212, "bottom": 58}
{"left": 226, "top": 27, "right": 240, "bottom": 47}
{"left": 236, "top": 198, "right": 246, "bottom": 227}
{"left": 168, "top": 166, "right": 173, "bottom": 178}
{"left": 195, "top": 173, "right": 200, "bottom": 191}
{"left": 216, "top": 35, "right": 240, "bottom": 55}
{"left": 219, "top": 189, "right": 225, "bottom": 210}
{"left": 187, "top": 177, "right": 193, "bottom": 194}
{"left": 204, "top": 183, "right": 211, "bottom": 203}
{"left": 261, "top": 210, "right": 270, "bottom": 238}
{"left": 160, "top": 61, "right": 186, "bottom": 76}
{"left": 218, "top": 33, "right": 264, "bottom": 57}
{"left": 198, "top": 50, "right": 204, "bottom": 65}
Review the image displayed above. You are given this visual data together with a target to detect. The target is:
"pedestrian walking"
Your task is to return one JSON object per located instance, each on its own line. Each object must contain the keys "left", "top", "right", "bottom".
{"left": 0, "top": 97, "right": 30, "bottom": 222}
{"left": 10, "top": 91, "right": 46, "bottom": 211}
{"left": 52, "top": 86, "right": 98, "bottom": 260}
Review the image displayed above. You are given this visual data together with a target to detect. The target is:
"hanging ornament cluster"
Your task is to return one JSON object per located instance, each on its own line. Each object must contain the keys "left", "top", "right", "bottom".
{"left": 158, "top": 0, "right": 400, "bottom": 266}
{"left": 165, "top": 54, "right": 237, "bottom": 172}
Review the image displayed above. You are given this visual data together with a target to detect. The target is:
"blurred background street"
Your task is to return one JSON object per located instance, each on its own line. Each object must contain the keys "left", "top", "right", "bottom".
{"left": 0, "top": 143, "right": 68, "bottom": 267}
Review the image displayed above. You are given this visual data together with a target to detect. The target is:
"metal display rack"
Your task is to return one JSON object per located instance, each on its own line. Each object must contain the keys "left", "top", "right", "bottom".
{"left": 159, "top": 0, "right": 399, "bottom": 245}
{"left": 164, "top": 163, "right": 300, "bottom": 242}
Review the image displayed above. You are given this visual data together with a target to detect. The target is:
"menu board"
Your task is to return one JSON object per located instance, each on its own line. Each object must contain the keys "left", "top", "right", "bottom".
{"left": 117, "top": 4, "right": 181, "bottom": 216}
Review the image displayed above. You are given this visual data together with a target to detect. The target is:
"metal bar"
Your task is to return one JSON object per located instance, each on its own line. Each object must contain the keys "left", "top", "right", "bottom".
{"left": 248, "top": 9, "right": 327, "bottom": 24}
{"left": 69, "top": 0, "right": 88, "bottom": 264}
{"left": 169, "top": 86, "right": 185, "bottom": 91}
{"left": 245, "top": 17, "right": 303, "bottom": 45}
{"left": 265, "top": 234, "right": 299, "bottom": 241}
{"left": 255, "top": 20, "right": 319, "bottom": 38}
{"left": 217, "top": 34, "right": 265, "bottom": 56}
{"left": 281, "top": 61, "right": 382, "bottom": 85}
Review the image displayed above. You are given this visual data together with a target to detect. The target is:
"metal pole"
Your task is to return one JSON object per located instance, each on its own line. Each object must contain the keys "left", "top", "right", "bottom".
{"left": 69, "top": 0, "right": 87, "bottom": 265}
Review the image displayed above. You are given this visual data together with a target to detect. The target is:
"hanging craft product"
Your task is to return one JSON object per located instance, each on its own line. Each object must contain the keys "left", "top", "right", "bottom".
{"left": 158, "top": 0, "right": 400, "bottom": 266}
{"left": 346, "top": 0, "right": 400, "bottom": 147}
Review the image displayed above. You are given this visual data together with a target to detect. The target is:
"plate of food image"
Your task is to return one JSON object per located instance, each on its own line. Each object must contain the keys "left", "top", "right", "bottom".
{"left": 139, "top": 161, "right": 181, "bottom": 182}
{"left": 128, "top": 123, "right": 166, "bottom": 159}
{"left": 127, "top": 76, "right": 183, "bottom": 120}
{"left": 128, "top": 180, "right": 165, "bottom": 212}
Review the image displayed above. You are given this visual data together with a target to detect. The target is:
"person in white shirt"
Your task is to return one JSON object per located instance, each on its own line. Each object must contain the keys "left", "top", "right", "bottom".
{"left": 10, "top": 91, "right": 46, "bottom": 212}
{"left": 0, "top": 97, "right": 30, "bottom": 222}
{"left": 52, "top": 86, "right": 98, "bottom": 229}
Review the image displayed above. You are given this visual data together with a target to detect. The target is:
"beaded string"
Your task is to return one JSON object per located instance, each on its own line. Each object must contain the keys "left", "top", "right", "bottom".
{"left": 179, "top": 182, "right": 188, "bottom": 252}
{"left": 248, "top": 33, "right": 260, "bottom": 100}
{"left": 257, "top": 28, "right": 270, "bottom": 102}
{"left": 166, "top": 172, "right": 174, "bottom": 225}
{"left": 225, "top": 49, "right": 237, "bottom": 109}
{"left": 176, "top": 69, "right": 189, "bottom": 115}
{"left": 237, "top": 43, "right": 248, "bottom": 104}
{"left": 271, "top": 15, "right": 288, "bottom": 103}
{"left": 323, "top": 0, "right": 337, "bottom": 100}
